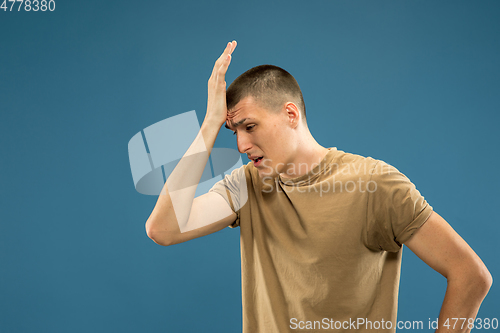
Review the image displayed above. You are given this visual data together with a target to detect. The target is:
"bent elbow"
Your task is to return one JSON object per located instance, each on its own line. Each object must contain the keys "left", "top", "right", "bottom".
{"left": 147, "top": 228, "right": 174, "bottom": 246}
{"left": 460, "top": 262, "right": 493, "bottom": 299}
{"left": 145, "top": 220, "right": 174, "bottom": 247}
{"left": 447, "top": 260, "right": 493, "bottom": 302}
{"left": 477, "top": 264, "right": 493, "bottom": 296}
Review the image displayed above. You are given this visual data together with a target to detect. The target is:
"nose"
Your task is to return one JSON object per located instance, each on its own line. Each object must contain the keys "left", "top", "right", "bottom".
{"left": 236, "top": 132, "right": 252, "bottom": 154}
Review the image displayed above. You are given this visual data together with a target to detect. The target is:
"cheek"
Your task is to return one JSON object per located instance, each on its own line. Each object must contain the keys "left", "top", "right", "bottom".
{"left": 260, "top": 125, "right": 287, "bottom": 155}
{"left": 272, "top": 128, "right": 290, "bottom": 147}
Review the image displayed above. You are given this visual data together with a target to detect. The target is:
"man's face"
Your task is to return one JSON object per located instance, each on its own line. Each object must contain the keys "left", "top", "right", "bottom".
{"left": 225, "top": 96, "right": 294, "bottom": 178}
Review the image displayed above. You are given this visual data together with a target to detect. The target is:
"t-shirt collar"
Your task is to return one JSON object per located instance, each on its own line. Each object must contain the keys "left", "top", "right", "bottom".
{"left": 278, "top": 147, "right": 337, "bottom": 186}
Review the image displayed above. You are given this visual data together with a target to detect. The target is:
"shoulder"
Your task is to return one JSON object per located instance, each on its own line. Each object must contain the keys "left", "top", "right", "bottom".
{"left": 331, "top": 148, "right": 383, "bottom": 179}
{"left": 220, "top": 162, "right": 249, "bottom": 188}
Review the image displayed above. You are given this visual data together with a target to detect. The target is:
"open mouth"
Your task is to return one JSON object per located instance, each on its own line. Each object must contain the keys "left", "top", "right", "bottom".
{"left": 252, "top": 156, "right": 264, "bottom": 166}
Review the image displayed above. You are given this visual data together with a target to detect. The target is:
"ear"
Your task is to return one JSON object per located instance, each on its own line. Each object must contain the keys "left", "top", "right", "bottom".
{"left": 284, "top": 102, "right": 300, "bottom": 129}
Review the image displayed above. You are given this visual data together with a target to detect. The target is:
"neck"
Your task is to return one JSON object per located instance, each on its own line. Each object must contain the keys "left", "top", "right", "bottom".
{"left": 279, "top": 135, "right": 330, "bottom": 179}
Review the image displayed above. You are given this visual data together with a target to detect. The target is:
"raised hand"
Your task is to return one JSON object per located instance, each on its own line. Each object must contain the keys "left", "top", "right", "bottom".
{"left": 205, "top": 40, "right": 237, "bottom": 127}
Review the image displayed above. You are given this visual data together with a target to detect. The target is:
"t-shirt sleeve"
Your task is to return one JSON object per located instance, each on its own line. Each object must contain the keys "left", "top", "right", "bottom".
{"left": 365, "top": 160, "right": 433, "bottom": 252}
{"left": 208, "top": 165, "right": 248, "bottom": 228}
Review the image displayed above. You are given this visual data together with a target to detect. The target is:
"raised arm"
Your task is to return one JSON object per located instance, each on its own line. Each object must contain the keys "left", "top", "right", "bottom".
{"left": 145, "top": 41, "right": 238, "bottom": 246}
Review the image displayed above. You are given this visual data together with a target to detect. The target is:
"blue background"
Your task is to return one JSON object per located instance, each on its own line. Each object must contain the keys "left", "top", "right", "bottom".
{"left": 1, "top": 1, "right": 499, "bottom": 332}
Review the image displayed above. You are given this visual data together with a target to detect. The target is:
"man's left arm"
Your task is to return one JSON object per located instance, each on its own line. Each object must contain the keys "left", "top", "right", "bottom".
{"left": 404, "top": 211, "right": 493, "bottom": 333}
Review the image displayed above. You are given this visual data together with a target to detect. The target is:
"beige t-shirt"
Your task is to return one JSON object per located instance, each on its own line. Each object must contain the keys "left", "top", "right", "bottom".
{"left": 209, "top": 147, "right": 433, "bottom": 332}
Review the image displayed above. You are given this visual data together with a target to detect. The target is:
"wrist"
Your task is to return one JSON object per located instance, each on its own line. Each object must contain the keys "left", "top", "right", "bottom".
{"left": 203, "top": 116, "right": 225, "bottom": 130}
{"left": 200, "top": 117, "right": 223, "bottom": 148}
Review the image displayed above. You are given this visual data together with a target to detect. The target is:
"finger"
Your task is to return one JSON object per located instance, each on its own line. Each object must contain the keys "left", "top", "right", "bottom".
{"left": 215, "top": 53, "right": 232, "bottom": 84}
{"left": 229, "top": 40, "right": 237, "bottom": 55}
{"left": 228, "top": 41, "right": 234, "bottom": 54}
{"left": 220, "top": 41, "right": 236, "bottom": 62}
{"left": 211, "top": 42, "right": 232, "bottom": 78}
{"left": 220, "top": 42, "right": 232, "bottom": 60}
{"left": 221, "top": 41, "right": 236, "bottom": 71}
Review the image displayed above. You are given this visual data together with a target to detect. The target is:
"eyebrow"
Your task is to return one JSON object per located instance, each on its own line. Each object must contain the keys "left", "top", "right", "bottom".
{"left": 224, "top": 118, "right": 253, "bottom": 131}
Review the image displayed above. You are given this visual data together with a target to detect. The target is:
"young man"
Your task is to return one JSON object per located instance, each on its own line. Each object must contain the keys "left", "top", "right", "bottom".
{"left": 145, "top": 41, "right": 492, "bottom": 332}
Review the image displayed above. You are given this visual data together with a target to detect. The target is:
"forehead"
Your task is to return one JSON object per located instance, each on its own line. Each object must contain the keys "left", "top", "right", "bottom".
{"left": 225, "top": 96, "right": 264, "bottom": 129}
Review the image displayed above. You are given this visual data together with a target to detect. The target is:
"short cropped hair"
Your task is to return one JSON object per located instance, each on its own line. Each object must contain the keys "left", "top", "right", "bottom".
{"left": 226, "top": 64, "right": 307, "bottom": 123}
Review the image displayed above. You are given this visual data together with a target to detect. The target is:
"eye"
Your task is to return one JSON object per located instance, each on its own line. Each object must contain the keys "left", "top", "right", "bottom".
{"left": 246, "top": 125, "right": 255, "bottom": 131}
